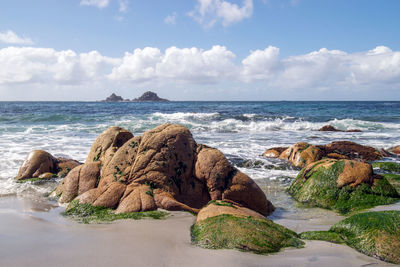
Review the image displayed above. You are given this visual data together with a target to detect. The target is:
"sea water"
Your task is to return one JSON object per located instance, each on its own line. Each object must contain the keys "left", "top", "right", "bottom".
{"left": 1, "top": 101, "right": 399, "bottom": 227}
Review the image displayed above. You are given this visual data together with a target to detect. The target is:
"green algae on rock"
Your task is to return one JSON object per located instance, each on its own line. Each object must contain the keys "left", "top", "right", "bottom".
{"left": 191, "top": 214, "right": 304, "bottom": 254}
{"left": 288, "top": 159, "right": 400, "bottom": 214}
{"left": 300, "top": 231, "right": 344, "bottom": 244}
{"left": 372, "top": 161, "right": 400, "bottom": 173}
{"left": 301, "top": 211, "right": 400, "bottom": 264}
{"left": 62, "top": 200, "right": 168, "bottom": 224}
{"left": 381, "top": 173, "right": 400, "bottom": 195}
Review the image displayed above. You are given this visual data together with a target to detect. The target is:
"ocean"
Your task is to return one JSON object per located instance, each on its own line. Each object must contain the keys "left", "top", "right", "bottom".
{"left": 1, "top": 101, "right": 400, "bottom": 219}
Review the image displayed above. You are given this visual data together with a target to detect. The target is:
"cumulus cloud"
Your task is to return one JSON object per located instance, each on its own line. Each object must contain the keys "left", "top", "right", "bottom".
{"left": 0, "top": 47, "right": 118, "bottom": 85}
{"left": 0, "top": 30, "right": 34, "bottom": 45}
{"left": 189, "top": 0, "right": 253, "bottom": 27}
{"left": 109, "top": 45, "right": 237, "bottom": 83}
{"left": 0, "top": 45, "right": 399, "bottom": 96}
{"left": 164, "top": 12, "right": 177, "bottom": 25}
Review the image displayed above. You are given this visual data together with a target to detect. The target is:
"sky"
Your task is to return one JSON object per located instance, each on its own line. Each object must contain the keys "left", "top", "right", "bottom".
{"left": 0, "top": 0, "right": 399, "bottom": 101}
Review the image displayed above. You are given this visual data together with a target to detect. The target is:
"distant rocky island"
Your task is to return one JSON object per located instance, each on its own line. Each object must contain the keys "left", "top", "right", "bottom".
{"left": 103, "top": 91, "right": 169, "bottom": 102}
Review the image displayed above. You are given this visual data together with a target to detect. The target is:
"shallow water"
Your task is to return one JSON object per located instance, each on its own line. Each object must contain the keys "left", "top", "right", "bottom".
{"left": 1, "top": 101, "right": 399, "bottom": 228}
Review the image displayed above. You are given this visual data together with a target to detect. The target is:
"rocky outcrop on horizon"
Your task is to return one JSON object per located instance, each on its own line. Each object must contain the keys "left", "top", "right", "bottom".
{"left": 102, "top": 91, "right": 169, "bottom": 102}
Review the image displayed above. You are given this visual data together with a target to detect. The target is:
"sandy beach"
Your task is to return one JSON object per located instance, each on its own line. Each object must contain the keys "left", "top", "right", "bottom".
{"left": 0, "top": 196, "right": 396, "bottom": 267}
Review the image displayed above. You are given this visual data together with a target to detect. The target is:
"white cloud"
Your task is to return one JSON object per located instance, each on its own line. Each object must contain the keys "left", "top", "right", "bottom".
{"left": 80, "top": 0, "right": 111, "bottom": 9}
{"left": 241, "top": 46, "right": 280, "bottom": 81}
{"left": 0, "top": 30, "right": 34, "bottom": 45}
{"left": 109, "top": 45, "right": 237, "bottom": 83}
{"left": 118, "top": 0, "right": 128, "bottom": 13}
{"left": 0, "top": 47, "right": 118, "bottom": 85}
{"left": 189, "top": 0, "right": 253, "bottom": 27}
{"left": 80, "top": 0, "right": 128, "bottom": 13}
{"left": 164, "top": 12, "right": 177, "bottom": 25}
{"left": 0, "top": 45, "right": 400, "bottom": 99}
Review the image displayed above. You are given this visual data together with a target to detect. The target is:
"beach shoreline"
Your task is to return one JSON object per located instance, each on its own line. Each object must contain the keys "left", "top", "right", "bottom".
{"left": 0, "top": 195, "right": 396, "bottom": 267}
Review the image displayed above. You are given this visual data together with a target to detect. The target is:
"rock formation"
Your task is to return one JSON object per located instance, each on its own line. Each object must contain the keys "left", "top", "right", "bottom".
{"left": 132, "top": 91, "right": 169, "bottom": 102}
{"left": 16, "top": 150, "right": 80, "bottom": 180}
{"left": 104, "top": 93, "right": 124, "bottom": 102}
{"left": 288, "top": 158, "right": 399, "bottom": 214}
{"left": 263, "top": 141, "right": 384, "bottom": 168}
{"left": 54, "top": 124, "right": 274, "bottom": 216}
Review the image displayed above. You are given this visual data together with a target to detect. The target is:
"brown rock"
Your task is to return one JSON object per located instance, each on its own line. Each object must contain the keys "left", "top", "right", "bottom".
{"left": 346, "top": 129, "right": 362, "bottom": 132}
{"left": 100, "top": 136, "right": 142, "bottom": 186}
{"left": 58, "top": 124, "right": 275, "bottom": 217}
{"left": 38, "top": 172, "right": 54, "bottom": 179}
{"left": 56, "top": 158, "right": 81, "bottom": 177}
{"left": 16, "top": 150, "right": 57, "bottom": 180}
{"left": 116, "top": 183, "right": 157, "bottom": 213}
{"left": 302, "top": 158, "right": 374, "bottom": 188}
{"left": 222, "top": 171, "right": 274, "bottom": 216}
{"left": 85, "top": 126, "right": 133, "bottom": 166}
{"left": 326, "top": 153, "right": 349, "bottom": 160}
{"left": 319, "top": 125, "right": 341, "bottom": 132}
{"left": 92, "top": 182, "right": 126, "bottom": 208}
{"left": 337, "top": 160, "right": 373, "bottom": 188}
{"left": 196, "top": 201, "right": 266, "bottom": 223}
{"left": 262, "top": 147, "right": 287, "bottom": 158}
{"left": 279, "top": 142, "right": 322, "bottom": 168}
{"left": 58, "top": 163, "right": 100, "bottom": 203}
{"left": 392, "top": 145, "right": 400, "bottom": 155}
{"left": 195, "top": 146, "right": 234, "bottom": 200}
{"left": 321, "top": 141, "right": 383, "bottom": 161}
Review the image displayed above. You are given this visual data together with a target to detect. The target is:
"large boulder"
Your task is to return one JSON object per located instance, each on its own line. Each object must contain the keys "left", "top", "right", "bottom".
{"left": 57, "top": 124, "right": 274, "bottom": 217}
{"left": 16, "top": 150, "right": 81, "bottom": 181}
{"left": 191, "top": 201, "right": 303, "bottom": 254}
{"left": 288, "top": 158, "right": 399, "bottom": 214}
{"left": 85, "top": 126, "right": 133, "bottom": 166}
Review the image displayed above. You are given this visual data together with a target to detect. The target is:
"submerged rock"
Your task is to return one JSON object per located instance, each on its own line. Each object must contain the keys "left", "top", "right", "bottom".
{"left": 301, "top": 211, "right": 400, "bottom": 264}
{"left": 191, "top": 201, "right": 303, "bottom": 254}
{"left": 288, "top": 158, "right": 399, "bottom": 214}
{"left": 318, "top": 125, "right": 362, "bottom": 132}
{"left": 56, "top": 124, "right": 274, "bottom": 216}
{"left": 16, "top": 150, "right": 80, "bottom": 181}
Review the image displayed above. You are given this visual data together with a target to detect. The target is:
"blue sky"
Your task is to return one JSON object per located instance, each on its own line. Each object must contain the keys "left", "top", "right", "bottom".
{"left": 0, "top": 0, "right": 399, "bottom": 100}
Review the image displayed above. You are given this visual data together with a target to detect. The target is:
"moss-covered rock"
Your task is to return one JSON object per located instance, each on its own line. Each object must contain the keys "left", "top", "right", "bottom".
{"left": 301, "top": 211, "right": 400, "bottom": 264}
{"left": 191, "top": 214, "right": 304, "bottom": 254}
{"left": 372, "top": 161, "right": 400, "bottom": 173}
{"left": 381, "top": 173, "right": 400, "bottom": 194}
{"left": 62, "top": 199, "right": 168, "bottom": 224}
{"left": 288, "top": 159, "right": 400, "bottom": 214}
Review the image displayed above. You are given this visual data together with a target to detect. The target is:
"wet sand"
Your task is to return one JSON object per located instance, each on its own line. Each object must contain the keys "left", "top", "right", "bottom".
{"left": 0, "top": 196, "right": 396, "bottom": 267}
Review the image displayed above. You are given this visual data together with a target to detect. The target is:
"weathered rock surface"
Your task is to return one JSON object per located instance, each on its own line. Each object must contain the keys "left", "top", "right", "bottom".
{"left": 288, "top": 158, "right": 399, "bottom": 214}
{"left": 85, "top": 126, "right": 133, "bottom": 166}
{"left": 263, "top": 141, "right": 384, "bottom": 167}
{"left": 56, "top": 124, "right": 274, "bottom": 216}
{"left": 196, "top": 201, "right": 265, "bottom": 223}
{"left": 16, "top": 150, "right": 80, "bottom": 181}
{"left": 262, "top": 147, "right": 287, "bottom": 158}
{"left": 278, "top": 142, "right": 322, "bottom": 168}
